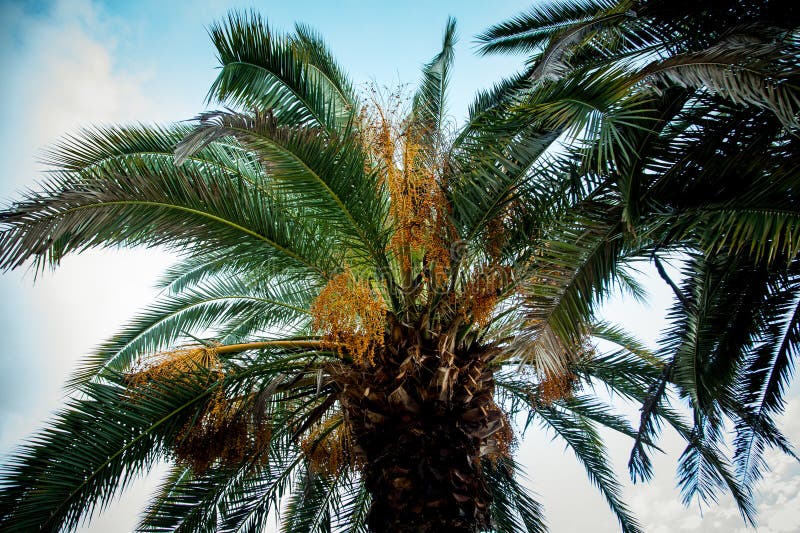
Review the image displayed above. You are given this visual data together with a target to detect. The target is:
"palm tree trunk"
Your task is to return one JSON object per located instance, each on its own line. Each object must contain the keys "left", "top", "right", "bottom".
{"left": 360, "top": 411, "right": 492, "bottom": 532}
{"left": 336, "top": 335, "right": 503, "bottom": 532}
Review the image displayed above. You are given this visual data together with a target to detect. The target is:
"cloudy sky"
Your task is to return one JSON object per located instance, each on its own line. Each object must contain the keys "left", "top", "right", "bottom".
{"left": 0, "top": 1, "right": 798, "bottom": 531}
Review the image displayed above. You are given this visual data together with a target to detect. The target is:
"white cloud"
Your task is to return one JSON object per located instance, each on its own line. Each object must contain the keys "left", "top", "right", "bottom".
{"left": 0, "top": 2, "right": 170, "bottom": 530}
{"left": 620, "top": 390, "right": 800, "bottom": 533}
{"left": 0, "top": 0, "right": 167, "bottom": 442}
{"left": 0, "top": 0, "right": 154, "bottom": 198}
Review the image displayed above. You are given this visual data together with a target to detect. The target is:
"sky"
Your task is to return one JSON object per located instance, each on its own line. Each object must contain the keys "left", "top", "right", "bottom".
{"left": 0, "top": 0, "right": 798, "bottom": 531}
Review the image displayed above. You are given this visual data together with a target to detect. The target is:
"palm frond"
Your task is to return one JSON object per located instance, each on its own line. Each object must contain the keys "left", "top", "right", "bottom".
{"left": 175, "top": 109, "right": 391, "bottom": 272}
{"left": 292, "top": 23, "right": 360, "bottom": 113}
{"left": 410, "top": 17, "right": 457, "bottom": 160}
{"left": 527, "top": 7, "right": 637, "bottom": 84}
{"left": 677, "top": 417, "right": 757, "bottom": 526}
{"left": 154, "top": 250, "right": 262, "bottom": 295}
{"left": 338, "top": 479, "right": 370, "bottom": 533}
{"left": 508, "top": 206, "right": 629, "bottom": 373}
{"left": 627, "top": 362, "right": 672, "bottom": 482}
{"left": 70, "top": 275, "right": 315, "bottom": 387}
{"left": 732, "top": 279, "right": 800, "bottom": 488}
{"left": 464, "top": 70, "right": 533, "bottom": 127}
{"left": 476, "top": 0, "right": 621, "bottom": 56}
{"left": 535, "top": 403, "right": 642, "bottom": 533}
{"left": 280, "top": 469, "right": 341, "bottom": 533}
{"left": 208, "top": 11, "right": 358, "bottom": 132}
{"left": 0, "top": 156, "right": 334, "bottom": 278}
{"left": 484, "top": 457, "right": 547, "bottom": 533}
{"left": 0, "top": 373, "right": 218, "bottom": 531}
{"left": 140, "top": 361, "right": 338, "bottom": 532}
{"left": 449, "top": 125, "right": 562, "bottom": 246}
{"left": 638, "top": 41, "right": 800, "bottom": 129}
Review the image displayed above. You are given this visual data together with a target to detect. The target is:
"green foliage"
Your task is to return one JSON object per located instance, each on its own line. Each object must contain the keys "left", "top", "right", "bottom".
{"left": 2, "top": 1, "right": 800, "bottom": 531}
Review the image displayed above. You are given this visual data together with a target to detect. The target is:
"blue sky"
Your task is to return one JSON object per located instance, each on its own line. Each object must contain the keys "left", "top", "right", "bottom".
{"left": 0, "top": 1, "right": 798, "bottom": 531}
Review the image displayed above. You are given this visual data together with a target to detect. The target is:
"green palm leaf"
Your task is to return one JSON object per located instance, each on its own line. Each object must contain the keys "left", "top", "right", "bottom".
{"left": 410, "top": 17, "right": 456, "bottom": 160}
{"left": 208, "top": 12, "right": 358, "bottom": 133}
{"left": 70, "top": 275, "right": 315, "bottom": 387}
{"left": 476, "top": 0, "right": 622, "bottom": 57}
{"left": 0, "top": 373, "right": 216, "bottom": 531}
{"left": 535, "top": 404, "right": 642, "bottom": 533}
{"left": 175, "top": 109, "right": 391, "bottom": 271}
{"left": 484, "top": 457, "right": 547, "bottom": 533}
{"left": 0, "top": 159, "right": 333, "bottom": 277}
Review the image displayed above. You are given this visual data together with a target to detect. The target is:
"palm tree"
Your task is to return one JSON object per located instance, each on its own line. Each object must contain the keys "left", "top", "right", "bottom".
{"left": 0, "top": 12, "right": 672, "bottom": 533}
{"left": 477, "top": 0, "right": 800, "bottom": 522}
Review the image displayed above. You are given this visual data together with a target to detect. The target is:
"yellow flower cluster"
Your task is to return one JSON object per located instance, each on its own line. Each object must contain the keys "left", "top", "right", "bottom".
{"left": 361, "top": 94, "right": 453, "bottom": 283}
{"left": 126, "top": 347, "right": 270, "bottom": 473}
{"left": 173, "top": 389, "right": 251, "bottom": 473}
{"left": 484, "top": 409, "right": 515, "bottom": 464}
{"left": 310, "top": 270, "right": 387, "bottom": 366}
{"left": 462, "top": 265, "right": 510, "bottom": 327}
{"left": 127, "top": 346, "right": 222, "bottom": 388}
{"left": 299, "top": 416, "right": 358, "bottom": 477}
{"left": 538, "top": 369, "right": 578, "bottom": 405}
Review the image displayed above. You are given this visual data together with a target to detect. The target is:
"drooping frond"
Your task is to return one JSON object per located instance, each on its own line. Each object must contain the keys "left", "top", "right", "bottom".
{"left": 676, "top": 417, "right": 757, "bottom": 526}
{"left": 535, "top": 403, "right": 642, "bottom": 533}
{"left": 0, "top": 372, "right": 218, "bottom": 531}
{"left": 508, "top": 204, "right": 630, "bottom": 375}
{"left": 136, "top": 353, "right": 338, "bottom": 532}
{"left": 637, "top": 40, "right": 800, "bottom": 129}
{"left": 0, "top": 143, "right": 335, "bottom": 278}
{"left": 524, "top": 6, "right": 637, "bottom": 85}
{"left": 483, "top": 457, "right": 547, "bottom": 533}
{"left": 279, "top": 469, "right": 342, "bottom": 533}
